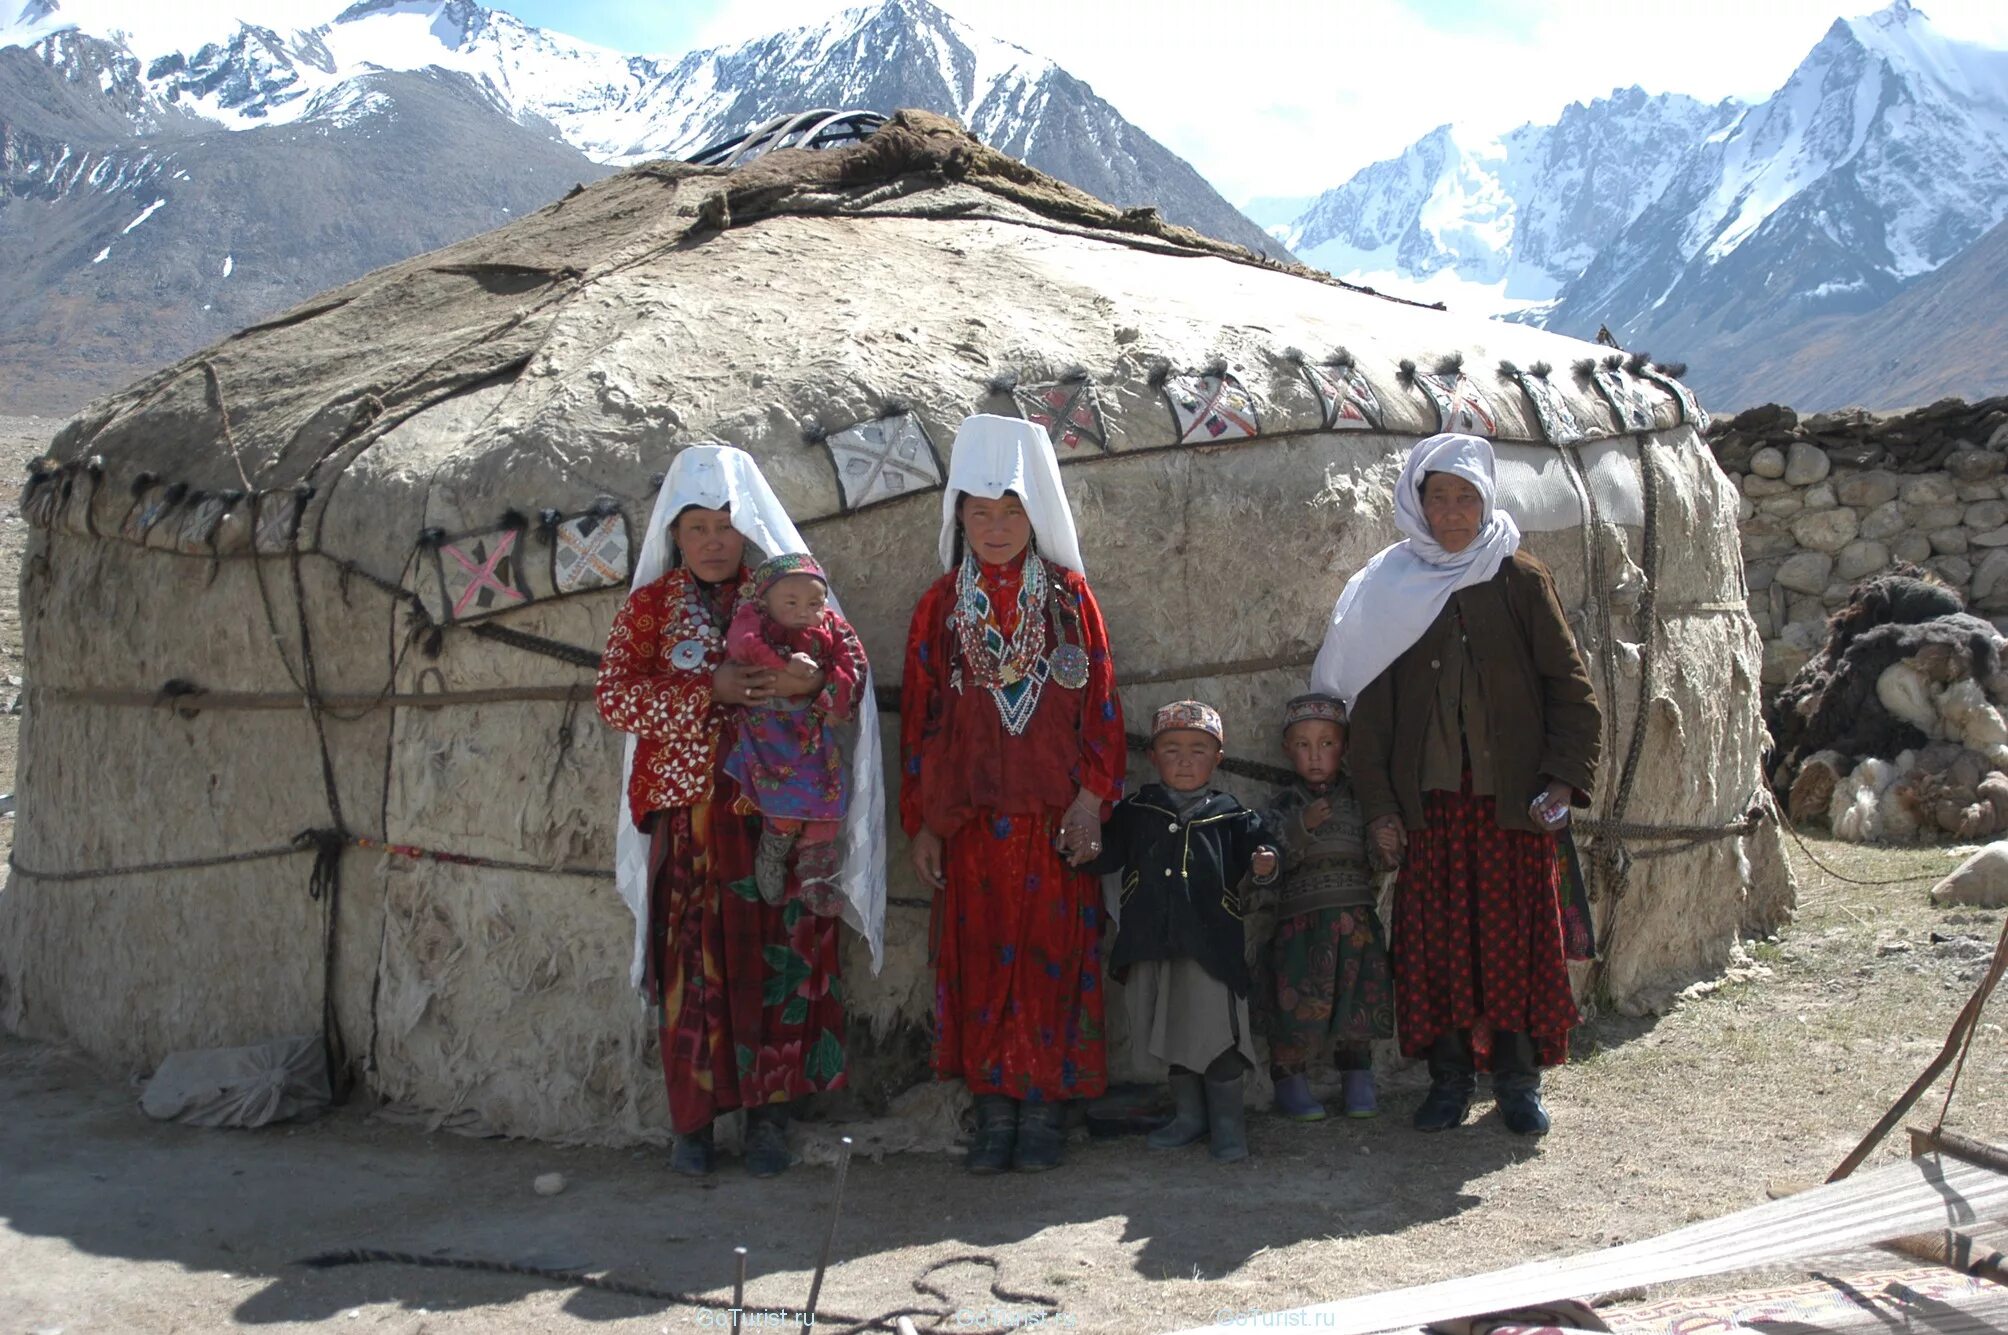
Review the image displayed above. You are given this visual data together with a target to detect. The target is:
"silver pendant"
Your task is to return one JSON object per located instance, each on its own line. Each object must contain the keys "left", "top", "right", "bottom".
{"left": 670, "top": 638, "right": 710, "bottom": 671}
{"left": 1050, "top": 643, "right": 1090, "bottom": 691}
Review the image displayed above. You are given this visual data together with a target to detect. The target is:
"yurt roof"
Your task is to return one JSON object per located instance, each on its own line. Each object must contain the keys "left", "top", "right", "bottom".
{"left": 31, "top": 109, "right": 1701, "bottom": 589}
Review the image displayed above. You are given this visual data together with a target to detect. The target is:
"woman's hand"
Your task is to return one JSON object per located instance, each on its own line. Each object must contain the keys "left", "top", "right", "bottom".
{"left": 910, "top": 827, "right": 946, "bottom": 890}
{"left": 1368, "top": 814, "right": 1405, "bottom": 869}
{"left": 713, "top": 661, "right": 777, "bottom": 706}
{"left": 772, "top": 655, "right": 825, "bottom": 700}
{"left": 1532, "top": 779, "right": 1575, "bottom": 832}
{"left": 1251, "top": 847, "right": 1279, "bottom": 881}
{"left": 1057, "top": 789, "right": 1103, "bottom": 866}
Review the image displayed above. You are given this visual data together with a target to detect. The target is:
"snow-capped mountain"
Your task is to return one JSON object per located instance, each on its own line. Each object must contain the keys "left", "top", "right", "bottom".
{"left": 0, "top": 0, "right": 1283, "bottom": 411}
{"left": 1543, "top": 0, "right": 2008, "bottom": 371}
{"left": 1284, "top": 0, "right": 2008, "bottom": 406}
{"left": 1283, "top": 89, "right": 1742, "bottom": 320}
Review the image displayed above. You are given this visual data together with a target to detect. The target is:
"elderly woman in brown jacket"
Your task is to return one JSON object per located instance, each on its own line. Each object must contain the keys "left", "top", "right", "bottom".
{"left": 1312, "top": 433, "right": 1600, "bottom": 1137}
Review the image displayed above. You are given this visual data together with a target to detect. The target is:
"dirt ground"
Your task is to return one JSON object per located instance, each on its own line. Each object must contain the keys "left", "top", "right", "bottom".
{"left": 0, "top": 412, "right": 2004, "bottom": 1334}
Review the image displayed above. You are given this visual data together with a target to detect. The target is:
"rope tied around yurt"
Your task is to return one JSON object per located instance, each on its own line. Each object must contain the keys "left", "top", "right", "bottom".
{"left": 293, "top": 1247, "right": 1064, "bottom": 1335}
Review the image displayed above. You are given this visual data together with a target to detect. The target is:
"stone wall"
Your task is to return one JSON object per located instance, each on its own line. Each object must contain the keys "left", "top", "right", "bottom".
{"left": 1710, "top": 398, "right": 2008, "bottom": 686}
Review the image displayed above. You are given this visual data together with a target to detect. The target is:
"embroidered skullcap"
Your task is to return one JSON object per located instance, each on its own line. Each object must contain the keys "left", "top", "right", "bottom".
{"left": 752, "top": 551, "right": 828, "bottom": 598}
{"left": 1281, "top": 692, "right": 1347, "bottom": 733}
{"left": 1152, "top": 699, "right": 1224, "bottom": 744}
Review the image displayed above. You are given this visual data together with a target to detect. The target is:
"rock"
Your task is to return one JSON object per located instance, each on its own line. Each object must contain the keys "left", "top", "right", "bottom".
{"left": 1970, "top": 526, "right": 2008, "bottom": 548}
{"left": 1908, "top": 503, "right": 1966, "bottom": 530}
{"left": 1930, "top": 554, "right": 1973, "bottom": 587}
{"left": 1775, "top": 552, "right": 1834, "bottom": 595}
{"left": 1835, "top": 469, "right": 1901, "bottom": 507}
{"left": 1768, "top": 582, "right": 1788, "bottom": 631}
{"left": 1990, "top": 420, "right": 2008, "bottom": 451}
{"left": 1738, "top": 496, "right": 1756, "bottom": 522}
{"left": 1802, "top": 481, "right": 1837, "bottom": 509}
{"left": 1751, "top": 606, "right": 1775, "bottom": 637}
{"left": 1745, "top": 560, "right": 1779, "bottom": 593}
{"left": 1901, "top": 475, "right": 1960, "bottom": 507}
{"left": 1821, "top": 583, "right": 1853, "bottom": 607}
{"left": 1972, "top": 549, "right": 2008, "bottom": 602}
{"left": 1859, "top": 500, "right": 1906, "bottom": 540}
{"left": 1749, "top": 445, "right": 1788, "bottom": 478}
{"left": 1947, "top": 449, "right": 2007, "bottom": 482}
{"left": 1743, "top": 473, "right": 1792, "bottom": 497}
{"left": 1782, "top": 617, "right": 1826, "bottom": 650}
{"left": 1834, "top": 539, "right": 1890, "bottom": 581}
{"left": 1757, "top": 492, "right": 1803, "bottom": 516}
{"left": 1959, "top": 481, "right": 2003, "bottom": 502}
{"left": 1965, "top": 500, "right": 2008, "bottom": 530}
{"left": 1763, "top": 638, "right": 1812, "bottom": 686}
{"left": 1931, "top": 841, "right": 2008, "bottom": 908}
{"left": 1892, "top": 532, "right": 1933, "bottom": 563}
{"left": 533, "top": 1172, "right": 567, "bottom": 1196}
{"left": 1734, "top": 403, "right": 1799, "bottom": 434}
{"left": 1929, "top": 527, "right": 1970, "bottom": 555}
{"left": 1743, "top": 533, "right": 1799, "bottom": 561}
{"left": 1875, "top": 938, "right": 1913, "bottom": 957}
{"left": 1789, "top": 507, "right": 1858, "bottom": 553}
{"left": 1784, "top": 441, "right": 1831, "bottom": 485}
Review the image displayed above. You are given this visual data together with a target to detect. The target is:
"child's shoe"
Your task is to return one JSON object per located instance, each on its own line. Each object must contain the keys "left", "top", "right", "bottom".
{"left": 1341, "top": 1069, "right": 1379, "bottom": 1119}
{"left": 1147, "top": 1070, "right": 1208, "bottom": 1149}
{"left": 794, "top": 838, "right": 846, "bottom": 917}
{"left": 1204, "top": 1075, "right": 1250, "bottom": 1163}
{"left": 754, "top": 827, "right": 797, "bottom": 905}
{"left": 1272, "top": 1072, "right": 1327, "bottom": 1121}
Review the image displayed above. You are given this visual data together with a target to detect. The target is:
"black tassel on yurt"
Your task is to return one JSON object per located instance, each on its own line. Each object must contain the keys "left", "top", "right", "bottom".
{"left": 1435, "top": 353, "right": 1465, "bottom": 378}
{"left": 877, "top": 398, "right": 910, "bottom": 421}
{"left": 800, "top": 418, "right": 828, "bottom": 446}
{"left": 1530, "top": 361, "right": 1554, "bottom": 379}
{"left": 1572, "top": 358, "right": 1598, "bottom": 380}
{"left": 1329, "top": 347, "right": 1356, "bottom": 370}
{"left": 536, "top": 508, "right": 563, "bottom": 544}
{"left": 1058, "top": 365, "right": 1089, "bottom": 385}
{"left": 1396, "top": 359, "right": 1419, "bottom": 387}
{"left": 987, "top": 368, "right": 1021, "bottom": 395}
{"left": 1202, "top": 355, "right": 1228, "bottom": 378}
{"left": 1146, "top": 359, "right": 1172, "bottom": 389}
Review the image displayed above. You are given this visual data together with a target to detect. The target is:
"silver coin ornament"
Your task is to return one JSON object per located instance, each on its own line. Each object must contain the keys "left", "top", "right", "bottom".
{"left": 1049, "top": 643, "right": 1091, "bottom": 690}
{"left": 670, "top": 638, "right": 710, "bottom": 671}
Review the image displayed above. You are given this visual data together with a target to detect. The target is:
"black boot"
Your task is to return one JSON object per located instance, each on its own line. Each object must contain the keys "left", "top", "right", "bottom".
{"left": 1202, "top": 1053, "right": 1250, "bottom": 1164}
{"left": 1147, "top": 1068, "right": 1208, "bottom": 1149}
{"left": 670, "top": 1122, "right": 714, "bottom": 1177}
{"left": 1013, "top": 1100, "right": 1065, "bottom": 1173}
{"left": 1412, "top": 1031, "right": 1476, "bottom": 1133}
{"left": 745, "top": 1103, "right": 793, "bottom": 1177}
{"left": 1492, "top": 1031, "right": 1552, "bottom": 1136}
{"left": 966, "top": 1094, "right": 1018, "bottom": 1175}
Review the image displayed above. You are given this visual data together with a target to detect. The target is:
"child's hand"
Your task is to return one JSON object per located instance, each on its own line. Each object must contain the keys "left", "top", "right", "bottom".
{"left": 788, "top": 652, "right": 820, "bottom": 676}
{"left": 1302, "top": 797, "right": 1332, "bottom": 831}
{"left": 1368, "top": 815, "right": 1405, "bottom": 869}
{"left": 1251, "top": 847, "right": 1278, "bottom": 880}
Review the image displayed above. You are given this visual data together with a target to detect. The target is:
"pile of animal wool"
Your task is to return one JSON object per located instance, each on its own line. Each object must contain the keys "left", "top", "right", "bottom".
{"left": 1769, "top": 568, "right": 2008, "bottom": 842}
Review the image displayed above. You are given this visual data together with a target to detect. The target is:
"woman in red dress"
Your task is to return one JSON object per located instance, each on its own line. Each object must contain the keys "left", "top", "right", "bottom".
{"left": 901, "top": 415, "right": 1125, "bottom": 1174}
{"left": 599, "top": 445, "right": 885, "bottom": 1178}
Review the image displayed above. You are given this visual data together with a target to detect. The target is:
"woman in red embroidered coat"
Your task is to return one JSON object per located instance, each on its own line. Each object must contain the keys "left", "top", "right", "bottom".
{"left": 598, "top": 445, "right": 883, "bottom": 1179}
{"left": 900, "top": 415, "right": 1125, "bottom": 1175}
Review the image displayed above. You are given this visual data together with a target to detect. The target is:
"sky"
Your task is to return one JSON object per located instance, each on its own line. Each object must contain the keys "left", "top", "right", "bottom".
{"left": 16, "top": 0, "right": 2008, "bottom": 204}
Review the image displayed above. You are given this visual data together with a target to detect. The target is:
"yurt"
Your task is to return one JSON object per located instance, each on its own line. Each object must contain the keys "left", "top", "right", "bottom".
{"left": 0, "top": 112, "right": 1792, "bottom": 1143}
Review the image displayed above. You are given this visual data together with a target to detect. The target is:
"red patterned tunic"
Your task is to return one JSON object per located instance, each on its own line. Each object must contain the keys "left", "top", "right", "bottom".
{"left": 597, "top": 567, "right": 847, "bottom": 1132}
{"left": 900, "top": 555, "right": 1125, "bottom": 1101}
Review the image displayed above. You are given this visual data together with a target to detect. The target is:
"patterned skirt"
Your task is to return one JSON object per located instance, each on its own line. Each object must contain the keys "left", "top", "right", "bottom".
{"left": 932, "top": 807, "right": 1109, "bottom": 1101}
{"left": 1392, "top": 784, "right": 1579, "bottom": 1070}
{"left": 1264, "top": 905, "right": 1395, "bottom": 1069}
{"left": 723, "top": 700, "right": 847, "bottom": 823}
{"left": 647, "top": 770, "right": 847, "bottom": 1134}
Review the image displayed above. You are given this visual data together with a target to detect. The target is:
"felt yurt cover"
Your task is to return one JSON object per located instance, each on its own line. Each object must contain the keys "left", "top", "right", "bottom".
{"left": 0, "top": 111, "right": 1790, "bottom": 1143}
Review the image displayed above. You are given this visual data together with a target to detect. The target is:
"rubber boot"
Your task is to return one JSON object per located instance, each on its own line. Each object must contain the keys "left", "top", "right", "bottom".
{"left": 1203, "top": 1054, "right": 1250, "bottom": 1164}
{"left": 745, "top": 1103, "right": 792, "bottom": 1177}
{"left": 1147, "top": 1068, "right": 1209, "bottom": 1149}
{"left": 965, "top": 1094, "right": 1018, "bottom": 1175}
{"left": 1271, "top": 1071, "right": 1327, "bottom": 1122}
{"left": 1492, "top": 1031, "right": 1552, "bottom": 1136}
{"left": 1412, "top": 1031, "right": 1476, "bottom": 1132}
{"left": 1341, "top": 1069, "right": 1379, "bottom": 1119}
{"left": 670, "top": 1123, "right": 714, "bottom": 1177}
{"left": 754, "top": 826, "right": 797, "bottom": 905}
{"left": 1013, "top": 1100, "right": 1065, "bottom": 1173}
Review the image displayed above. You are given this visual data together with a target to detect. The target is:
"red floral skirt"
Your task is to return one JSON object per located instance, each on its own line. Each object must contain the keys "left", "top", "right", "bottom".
{"left": 931, "top": 807, "right": 1108, "bottom": 1101}
{"left": 1392, "top": 785, "right": 1578, "bottom": 1070}
{"left": 648, "top": 771, "right": 846, "bottom": 1134}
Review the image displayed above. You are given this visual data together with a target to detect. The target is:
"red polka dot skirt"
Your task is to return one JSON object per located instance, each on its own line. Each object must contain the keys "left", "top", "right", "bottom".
{"left": 1392, "top": 781, "right": 1579, "bottom": 1071}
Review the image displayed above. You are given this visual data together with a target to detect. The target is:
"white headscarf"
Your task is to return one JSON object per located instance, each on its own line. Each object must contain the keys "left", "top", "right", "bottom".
{"left": 1310, "top": 433, "right": 1523, "bottom": 710}
{"left": 614, "top": 444, "right": 887, "bottom": 986}
{"left": 937, "top": 414, "right": 1086, "bottom": 574}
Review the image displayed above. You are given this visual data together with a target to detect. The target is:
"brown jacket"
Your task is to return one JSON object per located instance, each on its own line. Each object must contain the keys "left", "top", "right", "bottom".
{"left": 1351, "top": 550, "right": 1601, "bottom": 835}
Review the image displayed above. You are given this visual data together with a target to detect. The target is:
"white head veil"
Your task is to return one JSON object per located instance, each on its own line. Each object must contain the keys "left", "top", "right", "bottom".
{"left": 937, "top": 414, "right": 1086, "bottom": 574}
{"left": 615, "top": 444, "right": 887, "bottom": 986}
{"left": 1310, "top": 433, "right": 1523, "bottom": 709}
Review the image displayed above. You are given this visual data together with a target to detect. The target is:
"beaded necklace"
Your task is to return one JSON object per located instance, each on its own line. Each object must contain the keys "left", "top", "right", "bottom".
{"left": 951, "top": 550, "right": 1050, "bottom": 735}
